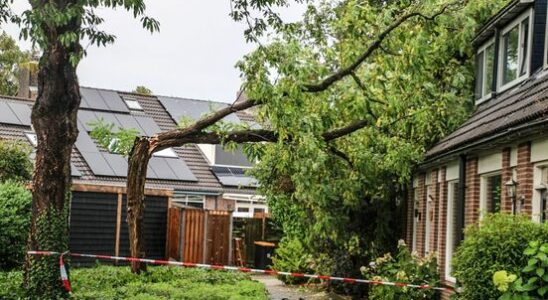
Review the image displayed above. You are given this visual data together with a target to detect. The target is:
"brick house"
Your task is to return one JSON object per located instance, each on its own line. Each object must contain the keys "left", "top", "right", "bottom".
{"left": 405, "top": 0, "right": 548, "bottom": 296}
{"left": 0, "top": 83, "right": 263, "bottom": 260}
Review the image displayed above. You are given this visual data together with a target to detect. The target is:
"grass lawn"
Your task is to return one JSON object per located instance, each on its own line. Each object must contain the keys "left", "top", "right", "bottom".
{"left": 0, "top": 265, "right": 268, "bottom": 300}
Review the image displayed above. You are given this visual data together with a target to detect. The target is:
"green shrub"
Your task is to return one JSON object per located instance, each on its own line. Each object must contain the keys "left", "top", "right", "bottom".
{"left": 0, "top": 140, "right": 32, "bottom": 182}
{"left": 452, "top": 213, "right": 548, "bottom": 300}
{"left": 361, "top": 240, "right": 439, "bottom": 300}
{"left": 0, "top": 181, "right": 32, "bottom": 270}
{"left": 0, "top": 265, "right": 268, "bottom": 300}
{"left": 494, "top": 241, "right": 548, "bottom": 300}
{"left": 271, "top": 237, "right": 313, "bottom": 284}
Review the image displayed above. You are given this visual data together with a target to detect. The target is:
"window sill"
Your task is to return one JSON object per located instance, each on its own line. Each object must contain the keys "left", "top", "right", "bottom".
{"left": 499, "top": 75, "right": 528, "bottom": 94}
{"left": 475, "top": 93, "right": 493, "bottom": 106}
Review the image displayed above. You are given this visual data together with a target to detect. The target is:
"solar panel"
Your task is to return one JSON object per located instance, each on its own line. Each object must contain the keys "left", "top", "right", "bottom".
{"left": 134, "top": 116, "right": 161, "bottom": 136}
{"left": 214, "top": 145, "right": 252, "bottom": 167}
{"left": 166, "top": 158, "right": 198, "bottom": 181}
{"left": 157, "top": 96, "right": 240, "bottom": 125}
{"left": 149, "top": 157, "right": 178, "bottom": 180}
{"left": 77, "top": 110, "right": 98, "bottom": 131}
{"left": 80, "top": 152, "right": 115, "bottom": 176}
{"left": 8, "top": 103, "right": 32, "bottom": 125}
{"left": 95, "top": 112, "right": 122, "bottom": 132}
{"left": 0, "top": 102, "right": 22, "bottom": 125}
{"left": 102, "top": 153, "right": 128, "bottom": 177}
{"left": 98, "top": 90, "right": 129, "bottom": 113}
{"left": 80, "top": 88, "right": 110, "bottom": 111}
{"left": 75, "top": 127, "right": 99, "bottom": 151}
{"left": 210, "top": 165, "right": 257, "bottom": 187}
{"left": 114, "top": 114, "right": 145, "bottom": 135}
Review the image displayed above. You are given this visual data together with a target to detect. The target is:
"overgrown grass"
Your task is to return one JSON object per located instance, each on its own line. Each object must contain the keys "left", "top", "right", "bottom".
{"left": 0, "top": 265, "right": 268, "bottom": 299}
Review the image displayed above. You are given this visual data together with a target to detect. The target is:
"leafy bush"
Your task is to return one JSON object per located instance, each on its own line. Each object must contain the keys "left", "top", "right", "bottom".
{"left": 452, "top": 214, "right": 548, "bottom": 300}
{"left": 361, "top": 240, "right": 439, "bottom": 300}
{"left": 0, "top": 181, "right": 32, "bottom": 270}
{"left": 494, "top": 241, "right": 548, "bottom": 300}
{"left": 0, "top": 140, "right": 32, "bottom": 182}
{"left": 271, "top": 237, "right": 313, "bottom": 284}
{"left": 0, "top": 265, "right": 268, "bottom": 300}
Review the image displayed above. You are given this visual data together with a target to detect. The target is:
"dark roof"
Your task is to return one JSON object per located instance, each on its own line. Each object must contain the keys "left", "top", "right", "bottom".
{"left": 472, "top": 0, "right": 534, "bottom": 46}
{"left": 426, "top": 69, "right": 548, "bottom": 160}
{"left": 0, "top": 89, "right": 229, "bottom": 193}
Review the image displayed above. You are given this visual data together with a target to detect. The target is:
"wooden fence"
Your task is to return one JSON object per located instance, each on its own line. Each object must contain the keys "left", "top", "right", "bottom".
{"left": 166, "top": 207, "right": 232, "bottom": 265}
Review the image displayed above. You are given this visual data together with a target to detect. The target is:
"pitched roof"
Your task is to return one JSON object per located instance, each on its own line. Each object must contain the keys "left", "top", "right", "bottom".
{"left": 426, "top": 69, "right": 548, "bottom": 160}
{"left": 0, "top": 88, "right": 231, "bottom": 193}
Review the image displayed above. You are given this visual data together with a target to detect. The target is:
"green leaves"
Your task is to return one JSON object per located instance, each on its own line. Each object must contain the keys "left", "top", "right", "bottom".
{"left": 88, "top": 119, "right": 139, "bottom": 157}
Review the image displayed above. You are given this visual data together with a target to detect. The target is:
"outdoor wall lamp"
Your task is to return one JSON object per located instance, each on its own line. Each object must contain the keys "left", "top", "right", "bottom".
{"left": 505, "top": 179, "right": 518, "bottom": 215}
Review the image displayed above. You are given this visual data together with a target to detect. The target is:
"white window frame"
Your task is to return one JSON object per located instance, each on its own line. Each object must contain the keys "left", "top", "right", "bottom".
{"left": 445, "top": 180, "right": 459, "bottom": 283}
{"left": 124, "top": 99, "right": 143, "bottom": 111}
{"left": 532, "top": 162, "right": 548, "bottom": 223}
{"left": 479, "top": 171, "right": 503, "bottom": 220}
{"left": 475, "top": 38, "right": 495, "bottom": 105}
{"left": 172, "top": 194, "right": 205, "bottom": 208}
{"left": 498, "top": 9, "right": 533, "bottom": 93}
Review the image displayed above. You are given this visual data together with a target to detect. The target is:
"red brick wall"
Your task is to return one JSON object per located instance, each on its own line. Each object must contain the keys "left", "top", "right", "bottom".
{"left": 517, "top": 142, "right": 533, "bottom": 215}
{"left": 437, "top": 167, "right": 447, "bottom": 277}
{"left": 465, "top": 157, "right": 480, "bottom": 226}
{"left": 501, "top": 148, "right": 513, "bottom": 213}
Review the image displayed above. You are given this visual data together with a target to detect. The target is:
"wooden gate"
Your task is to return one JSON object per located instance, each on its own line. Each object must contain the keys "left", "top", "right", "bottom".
{"left": 167, "top": 207, "right": 232, "bottom": 265}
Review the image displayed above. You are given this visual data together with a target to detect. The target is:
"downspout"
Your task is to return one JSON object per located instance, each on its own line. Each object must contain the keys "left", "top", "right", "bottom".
{"left": 456, "top": 155, "right": 466, "bottom": 244}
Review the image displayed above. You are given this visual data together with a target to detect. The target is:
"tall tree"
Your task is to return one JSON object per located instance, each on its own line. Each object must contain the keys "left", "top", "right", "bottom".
{"left": 0, "top": 1, "right": 158, "bottom": 297}
{"left": 119, "top": 0, "right": 510, "bottom": 281}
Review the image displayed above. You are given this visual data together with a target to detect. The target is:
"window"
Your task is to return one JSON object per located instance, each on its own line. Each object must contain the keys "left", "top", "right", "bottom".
{"left": 540, "top": 168, "right": 548, "bottom": 223}
{"left": 237, "top": 207, "right": 249, "bottom": 213}
{"left": 25, "top": 132, "right": 37, "bottom": 147}
{"left": 153, "top": 148, "right": 178, "bottom": 158}
{"left": 499, "top": 10, "right": 531, "bottom": 91}
{"left": 124, "top": 99, "right": 143, "bottom": 111}
{"left": 475, "top": 40, "right": 495, "bottom": 103}
{"left": 534, "top": 165, "right": 548, "bottom": 223}
{"left": 445, "top": 181, "right": 459, "bottom": 281}
{"left": 480, "top": 173, "right": 502, "bottom": 216}
{"left": 173, "top": 194, "right": 204, "bottom": 208}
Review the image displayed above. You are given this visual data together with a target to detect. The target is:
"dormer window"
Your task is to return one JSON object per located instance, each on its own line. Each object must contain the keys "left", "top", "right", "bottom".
{"left": 498, "top": 9, "right": 532, "bottom": 92}
{"left": 475, "top": 39, "right": 495, "bottom": 103}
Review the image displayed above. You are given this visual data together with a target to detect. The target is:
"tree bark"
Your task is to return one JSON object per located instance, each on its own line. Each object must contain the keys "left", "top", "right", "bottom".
{"left": 23, "top": 2, "right": 82, "bottom": 298}
{"left": 24, "top": 31, "right": 81, "bottom": 300}
{"left": 126, "top": 137, "right": 152, "bottom": 273}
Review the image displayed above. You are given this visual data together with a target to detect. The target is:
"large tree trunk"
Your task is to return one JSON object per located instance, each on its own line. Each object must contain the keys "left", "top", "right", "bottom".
{"left": 126, "top": 137, "right": 153, "bottom": 273}
{"left": 23, "top": 3, "right": 82, "bottom": 298}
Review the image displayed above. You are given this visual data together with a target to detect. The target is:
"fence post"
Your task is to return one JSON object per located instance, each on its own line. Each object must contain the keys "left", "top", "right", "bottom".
{"left": 203, "top": 210, "right": 208, "bottom": 264}
{"left": 228, "top": 211, "right": 234, "bottom": 265}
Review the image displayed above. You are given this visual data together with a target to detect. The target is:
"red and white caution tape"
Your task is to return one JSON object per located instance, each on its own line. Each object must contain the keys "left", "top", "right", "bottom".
{"left": 28, "top": 251, "right": 451, "bottom": 292}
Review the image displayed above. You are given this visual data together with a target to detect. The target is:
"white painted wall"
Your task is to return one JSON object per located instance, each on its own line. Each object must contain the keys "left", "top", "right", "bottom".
{"left": 478, "top": 152, "right": 502, "bottom": 174}
{"left": 446, "top": 161, "right": 459, "bottom": 181}
{"left": 197, "top": 144, "right": 215, "bottom": 165}
{"left": 531, "top": 138, "right": 548, "bottom": 163}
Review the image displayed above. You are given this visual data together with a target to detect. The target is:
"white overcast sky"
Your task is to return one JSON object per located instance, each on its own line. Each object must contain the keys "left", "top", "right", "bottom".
{"left": 4, "top": 1, "right": 304, "bottom": 103}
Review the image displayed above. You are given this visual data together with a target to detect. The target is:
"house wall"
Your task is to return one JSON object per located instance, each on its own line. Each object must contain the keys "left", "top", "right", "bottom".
{"left": 204, "top": 195, "right": 236, "bottom": 211}
{"left": 407, "top": 136, "right": 548, "bottom": 298}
